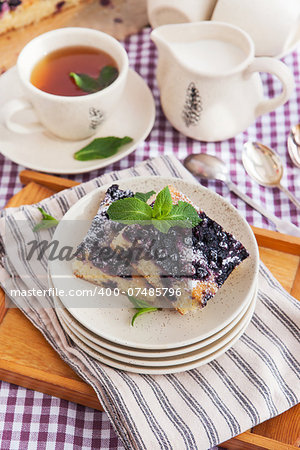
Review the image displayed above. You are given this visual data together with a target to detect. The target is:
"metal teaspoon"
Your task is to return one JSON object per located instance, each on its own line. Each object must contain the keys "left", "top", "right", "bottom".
{"left": 243, "top": 141, "right": 300, "bottom": 210}
{"left": 287, "top": 124, "right": 300, "bottom": 168}
{"left": 183, "top": 153, "right": 300, "bottom": 237}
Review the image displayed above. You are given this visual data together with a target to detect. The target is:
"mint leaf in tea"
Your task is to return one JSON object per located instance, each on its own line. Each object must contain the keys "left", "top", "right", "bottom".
{"left": 30, "top": 46, "right": 119, "bottom": 97}
{"left": 69, "top": 72, "right": 103, "bottom": 93}
{"left": 69, "top": 66, "right": 119, "bottom": 93}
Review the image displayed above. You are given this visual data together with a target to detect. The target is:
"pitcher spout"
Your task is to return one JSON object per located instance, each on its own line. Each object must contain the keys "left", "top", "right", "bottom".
{"left": 151, "top": 22, "right": 215, "bottom": 81}
{"left": 150, "top": 27, "right": 174, "bottom": 88}
{"left": 150, "top": 24, "right": 184, "bottom": 63}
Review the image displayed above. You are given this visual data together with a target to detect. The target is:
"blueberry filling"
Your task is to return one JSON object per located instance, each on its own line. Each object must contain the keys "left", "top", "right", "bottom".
{"left": 121, "top": 209, "right": 249, "bottom": 287}
{"left": 56, "top": 1, "right": 65, "bottom": 11}
{"left": 122, "top": 224, "right": 193, "bottom": 279}
{"left": 192, "top": 212, "right": 249, "bottom": 287}
{"left": 100, "top": 0, "right": 111, "bottom": 6}
{"left": 0, "top": 0, "right": 22, "bottom": 12}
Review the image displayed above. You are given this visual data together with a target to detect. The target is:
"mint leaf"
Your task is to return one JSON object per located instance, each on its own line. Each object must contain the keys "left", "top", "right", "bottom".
{"left": 37, "top": 207, "right": 57, "bottom": 221}
{"left": 106, "top": 186, "right": 201, "bottom": 233}
{"left": 70, "top": 65, "right": 119, "bottom": 93}
{"left": 165, "top": 201, "right": 201, "bottom": 227}
{"left": 74, "top": 136, "right": 133, "bottom": 161}
{"left": 151, "top": 199, "right": 201, "bottom": 233}
{"left": 127, "top": 295, "right": 158, "bottom": 326}
{"left": 33, "top": 207, "right": 59, "bottom": 232}
{"left": 151, "top": 219, "right": 173, "bottom": 234}
{"left": 98, "top": 66, "right": 119, "bottom": 89}
{"left": 107, "top": 197, "right": 153, "bottom": 221}
{"left": 134, "top": 191, "right": 156, "bottom": 203}
{"left": 70, "top": 72, "right": 101, "bottom": 93}
{"left": 152, "top": 186, "right": 173, "bottom": 219}
{"left": 127, "top": 295, "right": 153, "bottom": 309}
{"left": 33, "top": 221, "right": 59, "bottom": 232}
{"left": 131, "top": 308, "right": 158, "bottom": 326}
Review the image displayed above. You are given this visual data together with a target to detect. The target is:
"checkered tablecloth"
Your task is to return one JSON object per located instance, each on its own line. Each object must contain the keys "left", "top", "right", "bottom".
{"left": 0, "top": 28, "right": 299, "bottom": 450}
{"left": 0, "top": 382, "right": 124, "bottom": 450}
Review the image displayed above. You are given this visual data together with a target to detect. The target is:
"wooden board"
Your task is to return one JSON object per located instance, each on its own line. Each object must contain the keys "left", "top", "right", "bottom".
{"left": 0, "top": 0, "right": 148, "bottom": 73}
{"left": 0, "top": 171, "right": 299, "bottom": 449}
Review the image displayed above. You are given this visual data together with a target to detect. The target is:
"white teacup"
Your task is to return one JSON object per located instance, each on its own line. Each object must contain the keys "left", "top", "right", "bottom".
{"left": 212, "top": 0, "right": 300, "bottom": 57}
{"left": 2, "top": 27, "right": 128, "bottom": 140}
{"left": 151, "top": 22, "right": 294, "bottom": 142}
{"left": 147, "top": 0, "right": 218, "bottom": 28}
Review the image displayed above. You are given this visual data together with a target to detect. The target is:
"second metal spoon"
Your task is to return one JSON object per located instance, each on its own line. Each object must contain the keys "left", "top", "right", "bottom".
{"left": 287, "top": 124, "right": 300, "bottom": 168}
{"left": 243, "top": 141, "right": 300, "bottom": 210}
{"left": 184, "top": 153, "right": 300, "bottom": 236}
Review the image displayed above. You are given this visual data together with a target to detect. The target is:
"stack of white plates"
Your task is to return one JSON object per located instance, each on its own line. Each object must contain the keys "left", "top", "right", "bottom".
{"left": 48, "top": 177, "right": 259, "bottom": 375}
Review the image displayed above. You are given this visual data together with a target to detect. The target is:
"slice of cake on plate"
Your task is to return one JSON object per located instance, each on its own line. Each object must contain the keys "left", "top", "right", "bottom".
{"left": 110, "top": 185, "right": 249, "bottom": 314}
{"left": 73, "top": 183, "right": 249, "bottom": 314}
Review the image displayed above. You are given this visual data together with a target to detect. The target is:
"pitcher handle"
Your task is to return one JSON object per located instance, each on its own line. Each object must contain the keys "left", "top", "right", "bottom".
{"left": 245, "top": 57, "right": 294, "bottom": 118}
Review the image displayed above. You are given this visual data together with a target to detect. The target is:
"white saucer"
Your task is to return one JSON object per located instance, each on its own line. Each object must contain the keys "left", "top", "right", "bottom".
{"left": 0, "top": 68, "right": 155, "bottom": 174}
{"left": 57, "top": 289, "right": 256, "bottom": 367}
{"left": 49, "top": 176, "right": 259, "bottom": 350}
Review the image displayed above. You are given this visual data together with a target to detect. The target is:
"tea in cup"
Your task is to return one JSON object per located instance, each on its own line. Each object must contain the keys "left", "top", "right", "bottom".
{"left": 147, "top": 0, "right": 218, "bottom": 29}
{"left": 151, "top": 22, "right": 294, "bottom": 142}
{"left": 2, "top": 27, "right": 129, "bottom": 140}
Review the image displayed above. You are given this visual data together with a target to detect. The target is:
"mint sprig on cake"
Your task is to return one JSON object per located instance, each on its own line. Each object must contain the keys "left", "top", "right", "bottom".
{"left": 107, "top": 185, "right": 201, "bottom": 233}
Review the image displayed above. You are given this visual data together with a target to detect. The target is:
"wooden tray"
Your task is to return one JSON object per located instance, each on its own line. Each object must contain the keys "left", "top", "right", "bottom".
{"left": 0, "top": 171, "right": 299, "bottom": 449}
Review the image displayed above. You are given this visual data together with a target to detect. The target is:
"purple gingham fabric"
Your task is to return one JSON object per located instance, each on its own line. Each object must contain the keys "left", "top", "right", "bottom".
{"left": 0, "top": 28, "right": 299, "bottom": 450}
{"left": 0, "top": 28, "right": 299, "bottom": 227}
{"left": 0, "top": 381, "right": 124, "bottom": 450}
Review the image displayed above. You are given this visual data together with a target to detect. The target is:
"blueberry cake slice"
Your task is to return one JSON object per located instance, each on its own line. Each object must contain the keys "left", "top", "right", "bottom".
{"left": 73, "top": 184, "right": 249, "bottom": 315}
{"left": 72, "top": 185, "right": 154, "bottom": 297}
{"left": 110, "top": 185, "right": 249, "bottom": 314}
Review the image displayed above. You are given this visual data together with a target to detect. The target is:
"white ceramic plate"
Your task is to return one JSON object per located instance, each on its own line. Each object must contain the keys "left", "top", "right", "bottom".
{"left": 59, "top": 308, "right": 253, "bottom": 374}
{"left": 0, "top": 68, "right": 155, "bottom": 174}
{"left": 50, "top": 272, "right": 256, "bottom": 357}
{"left": 57, "top": 288, "right": 256, "bottom": 367}
{"left": 49, "top": 176, "right": 259, "bottom": 349}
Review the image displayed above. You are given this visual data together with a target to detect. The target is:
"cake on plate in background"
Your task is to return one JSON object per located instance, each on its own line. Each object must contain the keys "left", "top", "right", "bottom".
{"left": 0, "top": 0, "right": 147, "bottom": 34}
{"left": 0, "top": 0, "right": 147, "bottom": 72}
{"left": 0, "top": 0, "right": 85, "bottom": 33}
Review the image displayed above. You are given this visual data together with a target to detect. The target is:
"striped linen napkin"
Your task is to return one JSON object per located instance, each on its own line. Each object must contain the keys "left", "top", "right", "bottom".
{"left": 0, "top": 155, "right": 299, "bottom": 450}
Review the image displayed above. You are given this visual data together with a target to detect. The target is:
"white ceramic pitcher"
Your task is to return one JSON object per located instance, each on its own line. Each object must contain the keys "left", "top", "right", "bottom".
{"left": 151, "top": 22, "right": 294, "bottom": 142}
{"left": 147, "top": 0, "right": 218, "bottom": 28}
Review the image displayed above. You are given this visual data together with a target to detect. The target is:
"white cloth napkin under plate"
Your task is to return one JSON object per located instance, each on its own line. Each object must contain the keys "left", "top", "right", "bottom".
{"left": 0, "top": 155, "right": 299, "bottom": 450}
